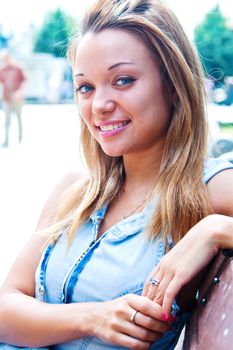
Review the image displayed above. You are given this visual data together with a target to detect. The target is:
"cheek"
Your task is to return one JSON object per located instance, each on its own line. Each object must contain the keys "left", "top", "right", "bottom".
{"left": 78, "top": 101, "right": 97, "bottom": 139}
{"left": 78, "top": 99, "right": 92, "bottom": 124}
{"left": 146, "top": 85, "right": 170, "bottom": 117}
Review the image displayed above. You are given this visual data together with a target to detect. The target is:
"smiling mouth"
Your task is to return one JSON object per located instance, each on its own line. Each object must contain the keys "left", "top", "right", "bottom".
{"left": 99, "top": 121, "right": 129, "bottom": 132}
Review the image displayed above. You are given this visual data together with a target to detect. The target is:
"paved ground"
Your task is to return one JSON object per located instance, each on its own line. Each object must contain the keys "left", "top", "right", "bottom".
{"left": 0, "top": 104, "right": 85, "bottom": 284}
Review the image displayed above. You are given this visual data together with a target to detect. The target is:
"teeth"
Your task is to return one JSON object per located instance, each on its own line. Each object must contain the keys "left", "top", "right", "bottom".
{"left": 100, "top": 121, "right": 128, "bottom": 132}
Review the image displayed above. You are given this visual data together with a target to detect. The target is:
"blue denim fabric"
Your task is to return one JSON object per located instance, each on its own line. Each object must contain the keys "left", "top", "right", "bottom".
{"left": 1, "top": 158, "right": 232, "bottom": 350}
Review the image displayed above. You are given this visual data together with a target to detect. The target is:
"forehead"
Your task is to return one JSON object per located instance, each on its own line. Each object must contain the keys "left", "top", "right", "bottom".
{"left": 74, "top": 29, "right": 157, "bottom": 72}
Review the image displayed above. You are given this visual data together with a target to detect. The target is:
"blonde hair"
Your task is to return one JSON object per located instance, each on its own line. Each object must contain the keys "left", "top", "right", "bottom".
{"left": 51, "top": 0, "right": 212, "bottom": 244}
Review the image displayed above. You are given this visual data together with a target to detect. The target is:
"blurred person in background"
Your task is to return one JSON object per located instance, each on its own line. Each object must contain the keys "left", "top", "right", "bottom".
{"left": 0, "top": 50, "right": 26, "bottom": 147}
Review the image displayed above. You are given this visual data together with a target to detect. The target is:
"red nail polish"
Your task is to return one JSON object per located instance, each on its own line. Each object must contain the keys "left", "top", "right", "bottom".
{"left": 161, "top": 313, "right": 168, "bottom": 321}
{"left": 167, "top": 314, "right": 175, "bottom": 322}
{"left": 161, "top": 313, "right": 175, "bottom": 322}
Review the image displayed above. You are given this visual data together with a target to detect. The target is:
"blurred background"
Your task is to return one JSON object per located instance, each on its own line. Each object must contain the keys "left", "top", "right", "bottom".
{"left": 0, "top": 0, "right": 233, "bottom": 284}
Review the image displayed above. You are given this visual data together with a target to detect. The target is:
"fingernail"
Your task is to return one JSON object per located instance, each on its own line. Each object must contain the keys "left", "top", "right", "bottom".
{"left": 161, "top": 313, "right": 175, "bottom": 322}
{"left": 161, "top": 313, "right": 169, "bottom": 321}
{"left": 167, "top": 314, "right": 175, "bottom": 322}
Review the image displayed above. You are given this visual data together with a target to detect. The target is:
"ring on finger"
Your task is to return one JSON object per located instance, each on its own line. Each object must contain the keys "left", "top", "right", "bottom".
{"left": 149, "top": 276, "right": 160, "bottom": 286}
{"left": 130, "top": 310, "right": 138, "bottom": 324}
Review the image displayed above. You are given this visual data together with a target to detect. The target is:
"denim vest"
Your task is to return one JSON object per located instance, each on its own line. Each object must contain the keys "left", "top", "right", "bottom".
{"left": 1, "top": 158, "right": 233, "bottom": 350}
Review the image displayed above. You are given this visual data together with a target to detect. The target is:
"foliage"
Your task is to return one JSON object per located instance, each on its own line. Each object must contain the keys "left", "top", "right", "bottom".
{"left": 194, "top": 5, "right": 233, "bottom": 83}
{"left": 33, "top": 9, "right": 77, "bottom": 58}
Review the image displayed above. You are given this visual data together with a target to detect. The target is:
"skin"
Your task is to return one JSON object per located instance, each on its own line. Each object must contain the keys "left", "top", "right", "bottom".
{"left": 74, "top": 29, "right": 172, "bottom": 232}
{"left": 74, "top": 30, "right": 171, "bottom": 159}
{"left": 0, "top": 172, "right": 170, "bottom": 349}
{"left": 0, "top": 53, "right": 26, "bottom": 102}
{"left": 0, "top": 29, "right": 172, "bottom": 349}
{"left": 0, "top": 28, "right": 233, "bottom": 349}
{"left": 143, "top": 169, "right": 233, "bottom": 319}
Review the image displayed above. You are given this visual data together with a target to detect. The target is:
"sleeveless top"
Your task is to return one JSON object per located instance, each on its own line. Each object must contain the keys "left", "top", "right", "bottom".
{"left": 0, "top": 158, "right": 233, "bottom": 350}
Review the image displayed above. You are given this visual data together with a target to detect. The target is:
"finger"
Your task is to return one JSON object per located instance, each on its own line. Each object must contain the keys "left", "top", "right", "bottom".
{"left": 125, "top": 307, "right": 161, "bottom": 341}
{"left": 134, "top": 311, "right": 171, "bottom": 333}
{"left": 143, "top": 272, "right": 161, "bottom": 299}
{"left": 127, "top": 322, "right": 162, "bottom": 343}
{"left": 151, "top": 278, "right": 169, "bottom": 305}
{"left": 111, "top": 332, "right": 152, "bottom": 350}
{"left": 127, "top": 294, "right": 163, "bottom": 320}
{"left": 142, "top": 268, "right": 160, "bottom": 298}
{"left": 142, "top": 279, "right": 149, "bottom": 297}
{"left": 151, "top": 269, "right": 176, "bottom": 304}
{"left": 118, "top": 313, "right": 163, "bottom": 343}
{"left": 146, "top": 274, "right": 163, "bottom": 301}
{"left": 109, "top": 304, "right": 154, "bottom": 349}
{"left": 125, "top": 308, "right": 160, "bottom": 341}
{"left": 162, "top": 278, "right": 182, "bottom": 317}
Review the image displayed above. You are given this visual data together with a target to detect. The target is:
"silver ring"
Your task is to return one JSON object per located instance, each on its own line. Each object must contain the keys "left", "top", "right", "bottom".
{"left": 130, "top": 310, "right": 138, "bottom": 323}
{"left": 149, "top": 276, "right": 160, "bottom": 286}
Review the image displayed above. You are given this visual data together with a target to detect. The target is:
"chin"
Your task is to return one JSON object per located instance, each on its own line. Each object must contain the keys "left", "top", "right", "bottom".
{"left": 103, "top": 150, "right": 123, "bottom": 158}
{"left": 101, "top": 147, "right": 124, "bottom": 158}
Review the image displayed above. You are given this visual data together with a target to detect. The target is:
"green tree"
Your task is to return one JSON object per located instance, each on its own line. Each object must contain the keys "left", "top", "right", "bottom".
{"left": 194, "top": 5, "right": 233, "bottom": 83}
{"left": 33, "top": 9, "right": 77, "bottom": 58}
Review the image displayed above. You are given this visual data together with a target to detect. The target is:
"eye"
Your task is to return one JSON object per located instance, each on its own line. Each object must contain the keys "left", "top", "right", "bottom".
{"left": 114, "top": 76, "right": 136, "bottom": 87}
{"left": 76, "top": 84, "right": 94, "bottom": 94}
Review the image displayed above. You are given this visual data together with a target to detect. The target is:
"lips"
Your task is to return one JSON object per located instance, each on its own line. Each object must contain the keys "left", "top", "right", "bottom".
{"left": 95, "top": 120, "right": 130, "bottom": 138}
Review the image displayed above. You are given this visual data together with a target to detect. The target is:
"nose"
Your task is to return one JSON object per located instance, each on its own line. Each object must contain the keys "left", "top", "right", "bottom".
{"left": 92, "top": 89, "right": 116, "bottom": 115}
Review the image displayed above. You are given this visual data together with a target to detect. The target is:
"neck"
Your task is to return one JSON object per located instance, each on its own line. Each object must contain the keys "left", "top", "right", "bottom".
{"left": 98, "top": 147, "right": 163, "bottom": 236}
{"left": 122, "top": 147, "right": 163, "bottom": 192}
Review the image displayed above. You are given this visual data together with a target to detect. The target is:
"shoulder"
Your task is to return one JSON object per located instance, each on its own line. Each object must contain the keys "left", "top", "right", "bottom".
{"left": 52, "top": 171, "right": 86, "bottom": 192}
{"left": 35, "top": 170, "right": 88, "bottom": 230}
{"left": 204, "top": 158, "right": 233, "bottom": 216}
{"left": 203, "top": 158, "right": 233, "bottom": 184}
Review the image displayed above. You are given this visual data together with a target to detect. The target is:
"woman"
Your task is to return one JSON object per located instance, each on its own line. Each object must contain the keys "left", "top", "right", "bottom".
{"left": 0, "top": 0, "right": 233, "bottom": 349}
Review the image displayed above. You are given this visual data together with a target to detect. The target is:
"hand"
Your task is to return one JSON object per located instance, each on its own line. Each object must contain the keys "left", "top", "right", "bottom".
{"left": 142, "top": 215, "right": 228, "bottom": 319}
{"left": 91, "top": 294, "right": 171, "bottom": 350}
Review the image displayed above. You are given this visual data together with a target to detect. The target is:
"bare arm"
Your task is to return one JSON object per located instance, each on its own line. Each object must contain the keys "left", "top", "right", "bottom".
{"left": 142, "top": 169, "right": 233, "bottom": 318}
{"left": 0, "top": 171, "right": 169, "bottom": 349}
{"left": 0, "top": 172, "right": 87, "bottom": 346}
{"left": 35, "top": 171, "right": 83, "bottom": 230}
{"left": 0, "top": 234, "right": 93, "bottom": 346}
{"left": 0, "top": 237, "right": 169, "bottom": 349}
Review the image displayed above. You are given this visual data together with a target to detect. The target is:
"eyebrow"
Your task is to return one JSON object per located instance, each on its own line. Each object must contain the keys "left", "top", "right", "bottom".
{"left": 108, "top": 61, "right": 135, "bottom": 70}
{"left": 74, "top": 62, "right": 135, "bottom": 77}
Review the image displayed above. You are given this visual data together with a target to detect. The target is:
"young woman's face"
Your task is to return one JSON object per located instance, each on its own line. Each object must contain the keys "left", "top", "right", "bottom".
{"left": 73, "top": 29, "right": 172, "bottom": 157}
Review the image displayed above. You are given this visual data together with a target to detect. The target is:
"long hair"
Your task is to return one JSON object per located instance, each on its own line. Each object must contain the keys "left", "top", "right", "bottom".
{"left": 50, "top": 0, "right": 212, "bottom": 244}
